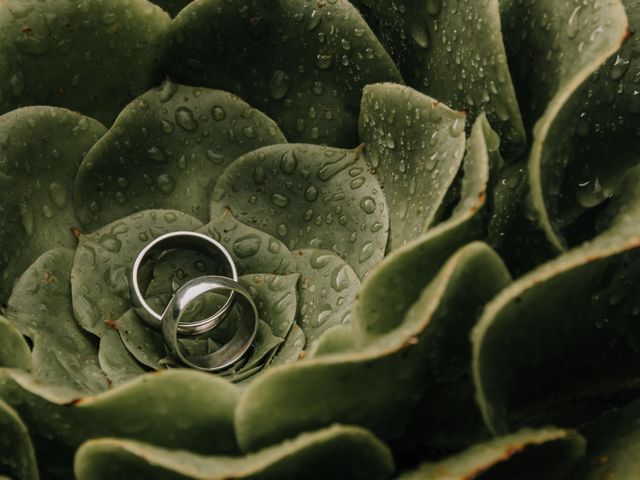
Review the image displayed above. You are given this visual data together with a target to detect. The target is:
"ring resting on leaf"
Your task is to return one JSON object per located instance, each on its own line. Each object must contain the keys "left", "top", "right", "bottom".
{"left": 130, "top": 231, "right": 258, "bottom": 371}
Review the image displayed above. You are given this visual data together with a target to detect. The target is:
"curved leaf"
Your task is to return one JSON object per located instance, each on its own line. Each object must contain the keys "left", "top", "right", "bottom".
{"left": 165, "top": 0, "right": 402, "bottom": 146}
{"left": 6, "top": 248, "right": 109, "bottom": 395}
{"left": 355, "top": 0, "right": 525, "bottom": 153}
{"left": 0, "top": 369, "right": 240, "bottom": 474}
{"left": 473, "top": 167, "right": 640, "bottom": 434}
{"left": 211, "top": 144, "right": 388, "bottom": 278}
{"left": 74, "top": 82, "right": 286, "bottom": 230}
{"left": 98, "top": 330, "right": 146, "bottom": 387}
{"left": 0, "top": 316, "right": 31, "bottom": 370}
{"left": 0, "top": 106, "right": 106, "bottom": 301}
{"left": 499, "top": 0, "right": 629, "bottom": 249}
{"left": 70, "top": 209, "right": 203, "bottom": 337}
{"left": 235, "top": 242, "right": 509, "bottom": 452}
{"left": 398, "top": 428, "right": 584, "bottom": 480}
{"left": 74, "top": 425, "right": 394, "bottom": 480}
{"left": 0, "top": 0, "right": 170, "bottom": 124}
{"left": 0, "top": 399, "right": 38, "bottom": 480}
{"left": 358, "top": 83, "right": 466, "bottom": 250}
{"left": 355, "top": 114, "right": 491, "bottom": 336}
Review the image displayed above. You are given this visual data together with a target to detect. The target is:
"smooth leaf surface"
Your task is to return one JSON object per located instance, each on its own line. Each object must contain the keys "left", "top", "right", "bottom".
{"left": 70, "top": 209, "right": 203, "bottom": 337}
{"left": 0, "top": 315, "right": 31, "bottom": 370}
{"left": 74, "top": 82, "right": 286, "bottom": 230}
{"left": 98, "top": 330, "right": 146, "bottom": 387}
{"left": 0, "top": 0, "right": 170, "bottom": 125}
{"left": 0, "top": 399, "right": 38, "bottom": 480}
{"left": 397, "top": 428, "right": 584, "bottom": 480}
{"left": 358, "top": 83, "right": 466, "bottom": 250}
{"left": 74, "top": 425, "right": 394, "bottom": 480}
{"left": 0, "top": 106, "right": 106, "bottom": 301}
{"left": 165, "top": 0, "right": 402, "bottom": 146}
{"left": 236, "top": 242, "right": 508, "bottom": 452}
{"left": 211, "top": 144, "right": 389, "bottom": 278}
{"left": 473, "top": 167, "right": 640, "bottom": 434}
{"left": 356, "top": 0, "right": 525, "bottom": 153}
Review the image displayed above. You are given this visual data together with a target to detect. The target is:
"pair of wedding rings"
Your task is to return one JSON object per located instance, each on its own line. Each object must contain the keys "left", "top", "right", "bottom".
{"left": 129, "top": 231, "right": 258, "bottom": 372}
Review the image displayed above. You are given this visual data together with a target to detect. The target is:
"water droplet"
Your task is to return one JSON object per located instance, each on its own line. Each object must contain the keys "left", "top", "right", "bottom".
{"left": 100, "top": 234, "right": 122, "bottom": 253}
{"left": 350, "top": 177, "right": 365, "bottom": 189}
{"left": 161, "top": 120, "right": 174, "bottom": 134}
{"left": 276, "top": 223, "right": 289, "bottom": 237}
{"left": 147, "top": 146, "right": 166, "bottom": 163}
{"left": 206, "top": 149, "right": 225, "bottom": 165}
{"left": 331, "top": 265, "right": 351, "bottom": 292}
{"left": 271, "top": 193, "right": 290, "bottom": 208}
{"left": 280, "top": 151, "right": 298, "bottom": 174}
{"left": 317, "top": 152, "right": 357, "bottom": 181}
{"left": 304, "top": 185, "right": 319, "bottom": 202}
{"left": 269, "top": 70, "right": 292, "bottom": 100}
{"left": 233, "top": 234, "right": 262, "bottom": 258}
{"left": 41, "top": 204, "right": 53, "bottom": 219}
{"left": 358, "top": 241, "right": 375, "bottom": 263}
{"left": 253, "top": 166, "right": 266, "bottom": 184}
{"left": 567, "top": 6, "right": 581, "bottom": 39}
{"left": 611, "top": 55, "right": 630, "bottom": 80}
{"left": 449, "top": 118, "right": 465, "bottom": 137}
{"left": 306, "top": 10, "right": 322, "bottom": 31}
{"left": 242, "top": 126, "right": 256, "bottom": 138}
{"left": 409, "top": 20, "right": 430, "bottom": 49}
{"left": 48, "top": 182, "right": 67, "bottom": 208}
{"left": 359, "top": 196, "right": 376, "bottom": 214}
{"left": 310, "top": 251, "right": 332, "bottom": 269}
{"left": 155, "top": 174, "right": 175, "bottom": 194}
{"left": 316, "top": 52, "right": 333, "bottom": 69}
{"left": 175, "top": 107, "right": 198, "bottom": 131}
{"left": 385, "top": 132, "right": 396, "bottom": 149}
{"left": 212, "top": 106, "right": 226, "bottom": 121}
{"left": 20, "top": 203, "right": 34, "bottom": 236}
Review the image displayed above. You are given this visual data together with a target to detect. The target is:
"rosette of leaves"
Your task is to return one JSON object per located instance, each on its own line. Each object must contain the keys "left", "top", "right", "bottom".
{"left": 0, "top": 0, "right": 640, "bottom": 479}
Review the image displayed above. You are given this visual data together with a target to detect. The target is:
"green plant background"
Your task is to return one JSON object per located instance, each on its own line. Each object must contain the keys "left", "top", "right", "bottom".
{"left": 0, "top": 0, "right": 639, "bottom": 478}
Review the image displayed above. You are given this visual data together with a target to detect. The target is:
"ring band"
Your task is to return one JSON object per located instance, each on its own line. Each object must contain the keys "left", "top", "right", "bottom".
{"left": 162, "top": 276, "right": 258, "bottom": 371}
{"left": 130, "top": 231, "right": 238, "bottom": 335}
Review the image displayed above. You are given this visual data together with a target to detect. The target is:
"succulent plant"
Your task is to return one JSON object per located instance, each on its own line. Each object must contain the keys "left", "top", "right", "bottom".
{"left": 1, "top": 0, "right": 640, "bottom": 478}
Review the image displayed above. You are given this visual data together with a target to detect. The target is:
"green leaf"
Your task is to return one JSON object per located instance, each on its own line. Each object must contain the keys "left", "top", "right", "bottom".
{"left": 397, "top": 428, "right": 584, "bottom": 480}
{"left": 6, "top": 248, "right": 109, "bottom": 396}
{"left": 290, "top": 249, "right": 360, "bottom": 346}
{"left": 473, "top": 167, "right": 640, "bottom": 434}
{"left": 570, "top": 398, "right": 640, "bottom": 479}
{"left": 271, "top": 324, "right": 305, "bottom": 367}
{"left": 499, "top": 0, "right": 629, "bottom": 249}
{"left": 0, "top": 369, "right": 240, "bottom": 474}
{"left": 355, "top": 0, "right": 525, "bottom": 153}
{"left": 355, "top": 114, "right": 491, "bottom": 337}
{"left": 70, "top": 209, "right": 203, "bottom": 337}
{"left": 235, "top": 242, "right": 508, "bottom": 452}
{"left": 98, "top": 330, "right": 146, "bottom": 387}
{"left": 0, "top": 399, "right": 38, "bottom": 480}
{"left": 0, "top": 106, "right": 106, "bottom": 301}
{"left": 0, "top": 316, "right": 31, "bottom": 370}
{"left": 0, "top": 0, "right": 170, "bottom": 124}
{"left": 165, "top": 0, "right": 402, "bottom": 146}
{"left": 358, "top": 83, "right": 466, "bottom": 250}
{"left": 74, "top": 82, "right": 286, "bottom": 231}
{"left": 211, "top": 144, "right": 389, "bottom": 278}
{"left": 74, "top": 425, "right": 394, "bottom": 480}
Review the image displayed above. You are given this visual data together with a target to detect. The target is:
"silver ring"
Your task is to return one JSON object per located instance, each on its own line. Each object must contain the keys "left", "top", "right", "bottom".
{"left": 130, "top": 231, "right": 238, "bottom": 335}
{"left": 162, "top": 276, "right": 258, "bottom": 371}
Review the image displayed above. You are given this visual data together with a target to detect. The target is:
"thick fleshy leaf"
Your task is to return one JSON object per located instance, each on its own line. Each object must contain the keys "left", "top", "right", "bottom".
{"left": 74, "top": 82, "right": 286, "bottom": 230}
{"left": 0, "top": 0, "right": 170, "bottom": 124}
{"left": 0, "top": 106, "right": 106, "bottom": 301}
{"left": 241, "top": 274, "right": 298, "bottom": 340}
{"left": 271, "top": 324, "right": 306, "bottom": 367}
{"left": 6, "top": 248, "right": 109, "bottom": 395}
{"left": 98, "top": 330, "right": 146, "bottom": 387}
{"left": 211, "top": 144, "right": 389, "bottom": 278}
{"left": 75, "top": 425, "right": 394, "bottom": 480}
{"left": 235, "top": 242, "right": 508, "bottom": 452}
{"left": 355, "top": 114, "right": 491, "bottom": 336}
{"left": 499, "top": 0, "right": 629, "bottom": 249}
{"left": 473, "top": 167, "right": 640, "bottom": 434}
{"left": 291, "top": 249, "right": 360, "bottom": 346}
{"left": 397, "top": 428, "right": 584, "bottom": 480}
{"left": 358, "top": 83, "right": 466, "bottom": 250}
{"left": 0, "top": 369, "right": 240, "bottom": 475}
{"left": 0, "top": 315, "right": 31, "bottom": 370}
{"left": 571, "top": 398, "right": 640, "bottom": 479}
{"left": 355, "top": 0, "right": 525, "bottom": 153}
{"left": 70, "top": 210, "right": 203, "bottom": 337}
{"left": 0, "top": 399, "right": 38, "bottom": 480}
{"left": 165, "top": 0, "right": 402, "bottom": 146}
